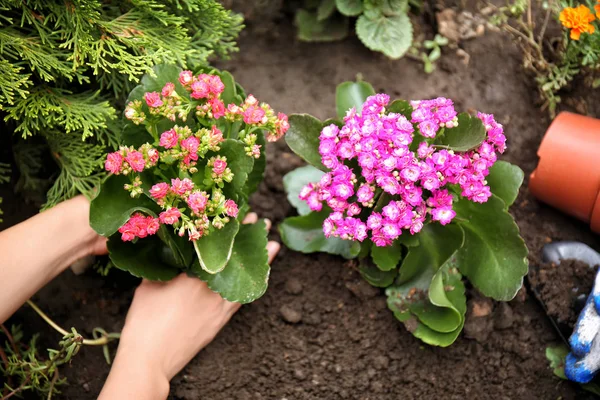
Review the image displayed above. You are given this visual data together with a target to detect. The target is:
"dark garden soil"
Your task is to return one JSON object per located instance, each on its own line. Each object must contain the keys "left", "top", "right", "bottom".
{"left": 4, "top": 7, "right": 600, "bottom": 400}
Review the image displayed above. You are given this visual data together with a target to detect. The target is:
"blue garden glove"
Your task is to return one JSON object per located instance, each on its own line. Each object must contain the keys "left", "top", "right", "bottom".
{"left": 566, "top": 269, "right": 600, "bottom": 383}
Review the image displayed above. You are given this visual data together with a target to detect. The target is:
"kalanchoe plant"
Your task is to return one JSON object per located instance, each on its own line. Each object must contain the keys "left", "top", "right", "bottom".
{"left": 280, "top": 80, "right": 528, "bottom": 346}
{"left": 90, "top": 65, "right": 289, "bottom": 303}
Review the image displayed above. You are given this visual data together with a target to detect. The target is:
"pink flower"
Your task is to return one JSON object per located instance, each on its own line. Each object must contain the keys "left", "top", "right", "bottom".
{"left": 179, "top": 70, "right": 194, "bottom": 86}
{"left": 208, "top": 75, "right": 225, "bottom": 95}
{"left": 190, "top": 80, "right": 210, "bottom": 99}
{"left": 118, "top": 214, "right": 159, "bottom": 241}
{"left": 150, "top": 182, "right": 169, "bottom": 200}
{"left": 125, "top": 150, "right": 145, "bottom": 172}
{"left": 170, "top": 178, "right": 193, "bottom": 195}
{"left": 146, "top": 217, "right": 160, "bottom": 235}
{"left": 181, "top": 136, "right": 199, "bottom": 154}
{"left": 210, "top": 98, "right": 225, "bottom": 119}
{"left": 224, "top": 200, "right": 239, "bottom": 217}
{"left": 160, "top": 129, "right": 179, "bottom": 149}
{"left": 162, "top": 82, "right": 175, "bottom": 97}
{"left": 208, "top": 126, "right": 224, "bottom": 148}
{"left": 212, "top": 159, "right": 227, "bottom": 175}
{"left": 356, "top": 184, "right": 374, "bottom": 203}
{"left": 431, "top": 207, "right": 456, "bottom": 225}
{"left": 146, "top": 148, "right": 159, "bottom": 165}
{"left": 159, "top": 208, "right": 181, "bottom": 225}
{"left": 144, "top": 92, "right": 163, "bottom": 108}
{"left": 243, "top": 105, "right": 265, "bottom": 124}
{"left": 105, "top": 152, "right": 123, "bottom": 174}
{"left": 187, "top": 191, "right": 208, "bottom": 214}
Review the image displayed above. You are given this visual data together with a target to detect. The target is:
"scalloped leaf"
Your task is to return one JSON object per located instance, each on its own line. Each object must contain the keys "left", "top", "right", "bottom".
{"left": 279, "top": 210, "right": 361, "bottom": 259}
{"left": 454, "top": 195, "right": 528, "bottom": 301}
{"left": 336, "top": 80, "right": 375, "bottom": 119}
{"left": 486, "top": 160, "right": 524, "bottom": 208}
{"left": 107, "top": 235, "right": 181, "bottom": 281}
{"left": 355, "top": 13, "right": 413, "bottom": 59}
{"left": 283, "top": 165, "right": 325, "bottom": 216}
{"left": 371, "top": 240, "right": 403, "bottom": 271}
{"left": 218, "top": 139, "right": 254, "bottom": 200}
{"left": 360, "top": 258, "right": 398, "bottom": 287}
{"left": 435, "top": 113, "right": 486, "bottom": 152}
{"left": 90, "top": 175, "right": 160, "bottom": 237}
{"left": 387, "top": 99, "right": 413, "bottom": 120}
{"left": 193, "top": 219, "right": 240, "bottom": 274}
{"left": 318, "top": 0, "right": 337, "bottom": 20}
{"left": 286, "top": 114, "right": 327, "bottom": 171}
{"left": 295, "top": 9, "right": 350, "bottom": 42}
{"left": 193, "top": 221, "right": 270, "bottom": 304}
{"left": 246, "top": 131, "right": 266, "bottom": 196}
{"left": 336, "top": 0, "right": 363, "bottom": 16}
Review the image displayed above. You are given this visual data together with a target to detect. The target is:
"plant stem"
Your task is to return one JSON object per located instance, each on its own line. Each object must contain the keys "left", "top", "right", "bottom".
{"left": 26, "top": 300, "right": 119, "bottom": 346}
{"left": 47, "top": 369, "right": 60, "bottom": 400}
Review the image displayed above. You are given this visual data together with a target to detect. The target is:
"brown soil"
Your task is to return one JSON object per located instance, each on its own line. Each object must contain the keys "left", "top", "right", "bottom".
{"left": 3, "top": 9, "right": 600, "bottom": 400}
{"left": 530, "top": 260, "right": 598, "bottom": 328}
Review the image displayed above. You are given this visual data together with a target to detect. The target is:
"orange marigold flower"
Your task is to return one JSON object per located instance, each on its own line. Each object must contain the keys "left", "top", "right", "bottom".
{"left": 559, "top": 4, "right": 596, "bottom": 40}
{"left": 595, "top": 0, "right": 600, "bottom": 19}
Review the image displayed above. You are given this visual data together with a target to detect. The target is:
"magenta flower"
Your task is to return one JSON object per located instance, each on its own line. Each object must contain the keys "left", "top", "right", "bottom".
{"left": 243, "top": 105, "right": 265, "bottom": 124}
{"left": 105, "top": 152, "right": 123, "bottom": 174}
{"left": 144, "top": 92, "right": 163, "bottom": 108}
{"left": 170, "top": 178, "right": 193, "bottom": 196}
{"left": 160, "top": 129, "right": 179, "bottom": 149}
{"left": 431, "top": 207, "right": 456, "bottom": 225}
{"left": 125, "top": 150, "right": 145, "bottom": 172}
{"left": 190, "top": 80, "right": 210, "bottom": 99}
{"left": 210, "top": 98, "right": 225, "bottom": 119}
{"left": 150, "top": 182, "right": 169, "bottom": 200}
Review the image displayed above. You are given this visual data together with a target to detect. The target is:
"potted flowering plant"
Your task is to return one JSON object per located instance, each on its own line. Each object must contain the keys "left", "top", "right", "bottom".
{"left": 89, "top": 65, "right": 289, "bottom": 303}
{"left": 280, "top": 80, "right": 528, "bottom": 346}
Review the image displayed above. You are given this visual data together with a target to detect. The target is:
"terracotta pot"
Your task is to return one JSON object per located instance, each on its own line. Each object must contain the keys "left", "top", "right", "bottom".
{"left": 529, "top": 112, "right": 600, "bottom": 233}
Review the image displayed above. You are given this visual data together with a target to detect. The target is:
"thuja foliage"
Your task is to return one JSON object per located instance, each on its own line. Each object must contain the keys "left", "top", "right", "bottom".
{"left": 295, "top": 0, "right": 415, "bottom": 59}
{"left": 0, "top": 0, "right": 243, "bottom": 210}
{"left": 491, "top": 0, "right": 600, "bottom": 116}
{"left": 280, "top": 80, "right": 528, "bottom": 346}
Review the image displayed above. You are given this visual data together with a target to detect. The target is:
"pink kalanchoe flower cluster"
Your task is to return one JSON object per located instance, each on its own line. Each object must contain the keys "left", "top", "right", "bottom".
{"left": 299, "top": 94, "right": 506, "bottom": 247}
{"left": 118, "top": 213, "right": 160, "bottom": 242}
{"left": 104, "top": 144, "right": 159, "bottom": 175}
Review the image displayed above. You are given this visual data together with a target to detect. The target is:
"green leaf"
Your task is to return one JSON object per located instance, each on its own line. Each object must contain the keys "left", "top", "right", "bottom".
{"left": 318, "top": 0, "right": 337, "bottom": 20}
{"left": 121, "top": 121, "right": 154, "bottom": 148}
{"left": 283, "top": 165, "right": 325, "bottom": 216}
{"left": 381, "top": 0, "right": 409, "bottom": 14}
{"left": 158, "top": 225, "right": 195, "bottom": 268}
{"left": 279, "top": 210, "right": 361, "bottom": 259}
{"left": 355, "top": 13, "right": 413, "bottom": 59}
{"left": 245, "top": 131, "right": 266, "bottom": 196}
{"left": 359, "top": 258, "right": 398, "bottom": 287}
{"left": 435, "top": 113, "right": 486, "bottom": 151}
{"left": 218, "top": 139, "right": 254, "bottom": 199}
{"left": 126, "top": 64, "right": 186, "bottom": 104}
{"left": 286, "top": 114, "right": 327, "bottom": 171}
{"left": 371, "top": 240, "right": 403, "bottom": 271}
{"left": 107, "top": 235, "right": 180, "bottom": 281}
{"left": 336, "top": 0, "right": 363, "bottom": 16}
{"left": 486, "top": 161, "right": 524, "bottom": 208}
{"left": 218, "top": 70, "right": 237, "bottom": 106}
{"left": 295, "top": 9, "right": 350, "bottom": 42}
{"left": 387, "top": 99, "right": 413, "bottom": 120}
{"left": 336, "top": 80, "right": 376, "bottom": 119}
{"left": 545, "top": 345, "right": 569, "bottom": 380}
{"left": 90, "top": 175, "right": 160, "bottom": 237}
{"left": 193, "top": 221, "right": 270, "bottom": 304}
{"left": 454, "top": 195, "right": 528, "bottom": 301}
{"left": 397, "top": 223, "right": 464, "bottom": 284}
{"left": 193, "top": 219, "right": 240, "bottom": 274}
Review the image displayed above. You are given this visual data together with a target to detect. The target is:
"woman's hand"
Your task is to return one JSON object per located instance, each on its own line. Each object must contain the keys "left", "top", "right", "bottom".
{"left": 98, "top": 213, "right": 280, "bottom": 400}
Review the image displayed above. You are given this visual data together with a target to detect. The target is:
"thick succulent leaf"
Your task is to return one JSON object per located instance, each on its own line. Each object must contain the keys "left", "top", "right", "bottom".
{"left": 435, "top": 113, "right": 486, "bottom": 151}
{"left": 355, "top": 13, "right": 413, "bottom": 59}
{"left": 245, "top": 131, "right": 266, "bottom": 196}
{"left": 335, "top": 80, "right": 376, "bottom": 119}
{"left": 318, "top": 0, "right": 337, "bottom": 20}
{"left": 359, "top": 258, "right": 398, "bottom": 287}
{"left": 454, "top": 195, "right": 528, "bottom": 301}
{"left": 158, "top": 225, "right": 195, "bottom": 268}
{"left": 218, "top": 139, "right": 254, "bottom": 199}
{"left": 107, "top": 235, "right": 180, "bottom": 281}
{"left": 279, "top": 210, "right": 361, "bottom": 259}
{"left": 126, "top": 64, "right": 185, "bottom": 104}
{"left": 486, "top": 160, "right": 524, "bottom": 208}
{"left": 397, "top": 223, "right": 464, "bottom": 284}
{"left": 336, "top": 0, "right": 363, "bottom": 16}
{"left": 193, "top": 221, "right": 270, "bottom": 304}
{"left": 218, "top": 70, "right": 238, "bottom": 106}
{"left": 295, "top": 9, "right": 350, "bottom": 42}
{"left": 283, "top": 165, "right": 325, "bottom": 216}
{"left": 193, "top": 220, "right": 240, "bottom": 274}
{"left": 286, "top": 114, "right": 327, "bottom": 171}
{"left": 387, "top": 99, "right": 413, "bottom": 120}
{"left": 371, "top": 240, "right": 403, "bottom": 271}
{"left": 90, "top": 175, "right": 160, "bottom": 237}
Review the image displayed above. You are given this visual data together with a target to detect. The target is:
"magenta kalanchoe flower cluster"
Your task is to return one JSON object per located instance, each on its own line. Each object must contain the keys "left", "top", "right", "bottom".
{"left": 105, "top": 70, "right": 289, "bottom": 243}
{"left": 299, "top": 94, "right": 506, "bottom": 247}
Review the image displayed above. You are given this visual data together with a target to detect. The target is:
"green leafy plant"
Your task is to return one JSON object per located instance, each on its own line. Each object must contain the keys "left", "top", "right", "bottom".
{"left": 0, "top": 0, "right": 243, "bottom": 209}
{"left": 280, "top": 80, "right": 528, "bottom": 346}
{"left": 491, "top": 0, "right": 600, "bottom": 116}
{"left": 1, "top": 301, "right": 119, "bottom": 399}
{"left": 408, "top": 34, "right": 450, "bottom": 74}
{"left": 89, "top": 65, "right": 289, "bottom": 303}
{"left": 295, "top": 0, "right": 414, "bottom": 59}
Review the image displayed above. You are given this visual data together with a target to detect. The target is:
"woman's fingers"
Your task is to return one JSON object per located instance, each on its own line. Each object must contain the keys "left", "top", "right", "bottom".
{"left": 267, "top": 241, "right": 280, "bottom": 264}
{"left": 241, "top": 212, "right": 279, "bottom": 263}
{"left": 242, "top": 212, "right": 258, "bottom": 225}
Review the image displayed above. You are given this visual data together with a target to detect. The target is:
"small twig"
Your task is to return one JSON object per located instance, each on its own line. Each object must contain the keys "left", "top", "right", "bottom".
{"left": 47, "top": 369, "right": 60, "bottom": 400}
{"left": 527, "top": 0, "right": 533, "bottom": 29}
{"left": 538, "top": 7, "right": 551, "bottom": 46}
{"left": 26, "top": 300, "right": 119, "bottom": 346}
{"left": 3, "top": 375, "right": 31, "bottom": 400}
{"left": 0, "top": 324, "right": 19, "bottom": 355}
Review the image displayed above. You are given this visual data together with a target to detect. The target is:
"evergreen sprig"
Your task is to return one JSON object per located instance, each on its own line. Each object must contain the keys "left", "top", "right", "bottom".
{"left": 0, "top": 0, "right": 244, "bottom": 209}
